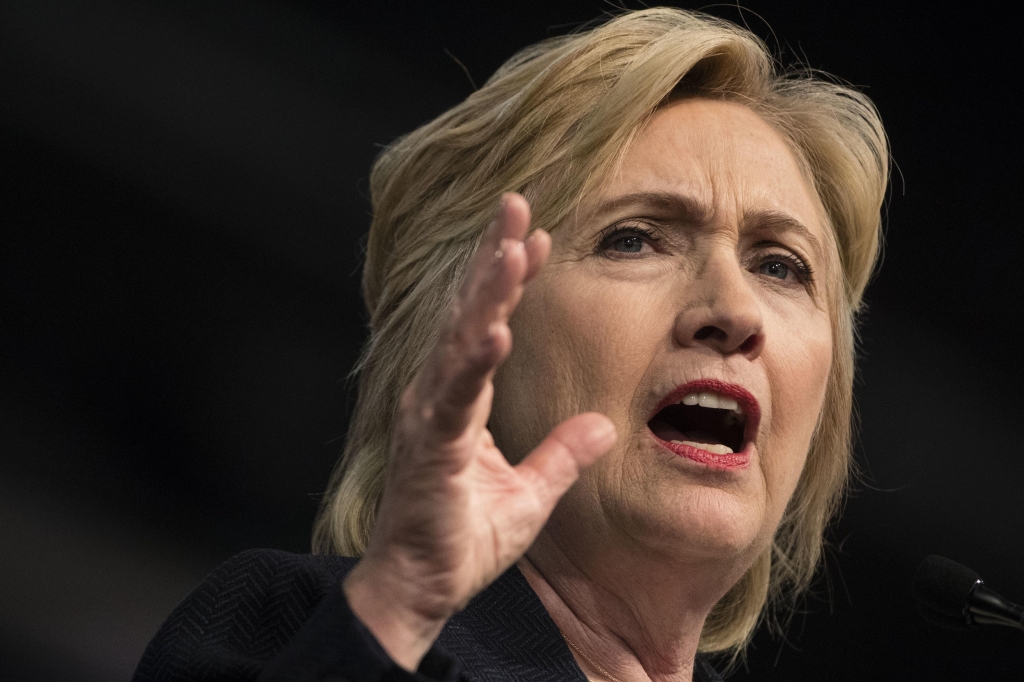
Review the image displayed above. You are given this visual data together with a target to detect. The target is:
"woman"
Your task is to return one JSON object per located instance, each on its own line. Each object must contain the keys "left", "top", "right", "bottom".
{"left": 134, "top": 8, "right": 887, "bottom": 682}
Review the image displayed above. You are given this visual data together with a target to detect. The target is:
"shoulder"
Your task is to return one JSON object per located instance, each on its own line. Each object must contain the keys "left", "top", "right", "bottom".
{"left": 134, "top": 550, "right": 359, "bottom": 681}
{"left": 174, "top": 549, "right": 359, "bottom": 637}
{"left": 438, "top": 566, "right": 586, "bottom": 682}
{"left": 198, "top": 548, "right": 358, "bottom": 596}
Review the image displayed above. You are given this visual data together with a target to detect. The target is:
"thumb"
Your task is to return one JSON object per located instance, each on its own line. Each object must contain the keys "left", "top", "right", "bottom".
{"left": 515, "top": 413, "right": 616, "bottom": 511}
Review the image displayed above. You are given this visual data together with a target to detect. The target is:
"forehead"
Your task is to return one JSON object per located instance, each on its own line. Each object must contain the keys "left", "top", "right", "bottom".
{"left": 598, "top": 98, "right": 826, "bottom": 240}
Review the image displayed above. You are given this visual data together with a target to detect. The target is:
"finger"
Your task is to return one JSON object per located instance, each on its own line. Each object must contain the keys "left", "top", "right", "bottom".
{"left": 515, "top": 413, "right": 616, "bottom": 510}
{"left": 437, "top": 207, "right": 541, "bottom": 393}
{"left": 427, "top": 238, "right": 529, "bottom": 436}
{"left": 472, "top": 195, "right": 531, "bottom": 320}
{"left": 413, "top": 195, "right": 531, "bottom": 430}
{"left": 498, "top": 193, "right": 532, "bottom": 241}
{"left": 446, "top": 223, "right": 529, "bottom": 365}
{"left": 461, "top": 193, "right": 531, "bottom": 301}
{"left": 422, "top": 246, "right": 523, "bottom": 440}
{"left": 460, "top": 205, "right": 507, "bottom": 300}
{"left": 480, "top": 237, "right": 527, "bottom": 318}
{"left": 523, "top": 229, "right": 551, "bottom": 283}
{"left": 416, "top": 201, "right": 523, "bottom": 395}
{"left": 427, "top": 240, "right": 522, "bottom": 390}
{"left": 428, "top": 323, "right": 510, "bottom": 440}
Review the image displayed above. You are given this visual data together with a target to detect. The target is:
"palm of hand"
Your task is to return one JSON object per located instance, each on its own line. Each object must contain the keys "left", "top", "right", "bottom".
{"left": 375, "top": 387, "right": 551, "bottom": 618}
{"left": 344, "top": 195, "right": 615, "bottom": 670}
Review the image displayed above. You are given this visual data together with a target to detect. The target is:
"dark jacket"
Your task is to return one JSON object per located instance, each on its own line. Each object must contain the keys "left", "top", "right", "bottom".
{"left": 133, "top": 549, "right": 724, "bottom": 682}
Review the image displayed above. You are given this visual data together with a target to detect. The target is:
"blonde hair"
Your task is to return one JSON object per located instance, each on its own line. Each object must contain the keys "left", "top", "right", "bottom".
{"left": 313, "top": 7, "right": 887, "bottom": 656}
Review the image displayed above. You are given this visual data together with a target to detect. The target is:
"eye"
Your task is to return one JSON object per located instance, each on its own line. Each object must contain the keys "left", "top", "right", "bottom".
{"left": 612, "top": 234, "right": 645, "bottom": 253}
{"left": 756, "top": 251, "right": 813, "bottom": 285}
{"left": 598, "top": 225, "right": 658, "bottom": 257}
{"left": 759, "top": 259, "right": 792, "bottom": 280}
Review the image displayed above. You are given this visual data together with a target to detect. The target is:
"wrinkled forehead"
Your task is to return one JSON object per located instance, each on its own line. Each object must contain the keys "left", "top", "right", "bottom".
{"left": 560, "top": 97, "right": 842, "bottom": 294}
{"left": 617, "top": 101, "right": 821, "bottom": 225}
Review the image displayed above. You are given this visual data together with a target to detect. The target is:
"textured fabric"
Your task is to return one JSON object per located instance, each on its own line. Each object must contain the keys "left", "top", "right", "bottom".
{"left": 133, "top": 549, "right": 723, "bottom": 682}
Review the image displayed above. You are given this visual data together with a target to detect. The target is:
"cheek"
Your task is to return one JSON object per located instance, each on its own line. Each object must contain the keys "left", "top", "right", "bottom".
{"left": 762, "top": 312, "right": 833, "bottom": 501}
{"left": 492, "top": 269, "right": 663, "bottom": 459}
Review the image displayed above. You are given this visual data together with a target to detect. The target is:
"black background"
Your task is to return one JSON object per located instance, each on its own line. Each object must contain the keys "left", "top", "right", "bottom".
{"left": 2, "top": 1, "right": 1024, "bottom": 680}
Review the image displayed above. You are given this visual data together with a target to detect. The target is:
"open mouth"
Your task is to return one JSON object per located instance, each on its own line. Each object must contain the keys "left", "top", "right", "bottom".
{"left": 647, "top": 382, "right": 757, "bottom": 460}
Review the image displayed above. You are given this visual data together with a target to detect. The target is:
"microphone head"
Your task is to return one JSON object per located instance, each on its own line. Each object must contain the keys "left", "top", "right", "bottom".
{"left": 912, "top": 555, "right": 981, "bottom": 631}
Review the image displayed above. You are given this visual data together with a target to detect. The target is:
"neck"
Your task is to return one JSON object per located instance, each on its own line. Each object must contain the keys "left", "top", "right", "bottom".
{"left": 519, "top": 527, "right": 744, "bottom": 682}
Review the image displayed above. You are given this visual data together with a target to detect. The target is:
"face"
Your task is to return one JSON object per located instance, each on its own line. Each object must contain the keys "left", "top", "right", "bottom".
{"left": 491, "top": 98, "right": 834, "bottom": 566}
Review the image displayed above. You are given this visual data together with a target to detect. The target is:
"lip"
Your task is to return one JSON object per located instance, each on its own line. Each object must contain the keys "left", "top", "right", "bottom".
{"left": 647, "top": 378, "right": 761, "bottom": 470}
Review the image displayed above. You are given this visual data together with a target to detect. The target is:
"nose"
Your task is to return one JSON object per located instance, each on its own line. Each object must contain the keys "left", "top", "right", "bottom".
{"left": 673, "top": 253, "right": 765, "bottom": 359}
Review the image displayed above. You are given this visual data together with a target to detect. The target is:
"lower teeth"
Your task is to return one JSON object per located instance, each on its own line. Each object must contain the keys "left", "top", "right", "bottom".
{"left": 669, "top": 439, "right": 735, "bottom": 455}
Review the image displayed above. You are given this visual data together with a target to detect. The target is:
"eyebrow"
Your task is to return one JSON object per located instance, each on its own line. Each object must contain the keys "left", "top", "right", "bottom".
{"left": 590, "top": 190, "right": 714, "bottom": 225}
{"left": 591, "top": 191, "right": 824, "bottom": 261}
{"left": 742, "top": 209, "right": 825, "bottom": 261}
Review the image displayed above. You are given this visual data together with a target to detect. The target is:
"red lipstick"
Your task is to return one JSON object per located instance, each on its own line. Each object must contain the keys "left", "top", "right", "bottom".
{"left": 647, "top": 379, "right": 760, "bottom": 470}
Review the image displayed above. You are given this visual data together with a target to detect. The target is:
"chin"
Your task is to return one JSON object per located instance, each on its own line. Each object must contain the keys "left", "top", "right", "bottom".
{"left": 618, "top": 469, "right": 770, "bottom": 564}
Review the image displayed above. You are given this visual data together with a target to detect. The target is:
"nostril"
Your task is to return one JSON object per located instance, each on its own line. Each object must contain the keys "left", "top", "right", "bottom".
{"left": 691, "top": 325, "right": 761, "bottom": 355}
{"left": 693, "top": 326, "right": 718, "bottom": 341}
{"left": 739, "top": 333, "right": 761, "bottom": 355}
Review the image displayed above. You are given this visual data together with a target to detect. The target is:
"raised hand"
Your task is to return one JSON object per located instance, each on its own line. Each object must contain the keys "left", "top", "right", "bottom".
{"left": 343, "top": 194, "right": 616, "bottom": 670}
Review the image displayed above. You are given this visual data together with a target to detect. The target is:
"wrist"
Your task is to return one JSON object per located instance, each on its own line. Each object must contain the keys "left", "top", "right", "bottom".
{"left": 343, "top": 556, "right": 450, "bottom": 671}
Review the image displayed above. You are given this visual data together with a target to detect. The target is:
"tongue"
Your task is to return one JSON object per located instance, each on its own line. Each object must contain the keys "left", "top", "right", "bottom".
{"left": 649, "top": 418, "right": 722, "bottom": 445}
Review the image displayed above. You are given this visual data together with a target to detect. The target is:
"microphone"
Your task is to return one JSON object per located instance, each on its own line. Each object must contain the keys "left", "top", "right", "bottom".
{"left": 912, "top": 555, "right": 1024, "bottom": 632}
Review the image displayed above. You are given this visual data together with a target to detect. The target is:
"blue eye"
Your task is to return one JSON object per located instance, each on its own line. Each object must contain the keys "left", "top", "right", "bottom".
{"left": 759, "top": 260, "right": 791, "bottom": 280}
{"left": 612, "top": 235, "right": 645, "bottom": 253}
{"left": 598, "top": 225, "right": 657, "bottom": 257}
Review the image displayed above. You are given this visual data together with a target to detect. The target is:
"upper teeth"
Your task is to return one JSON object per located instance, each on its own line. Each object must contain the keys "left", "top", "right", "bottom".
{"left": 669, "top": 440, "right": 736, "bottom": 455}
{"left": 680, "top": 391, "right": 743, "bottom": 414}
